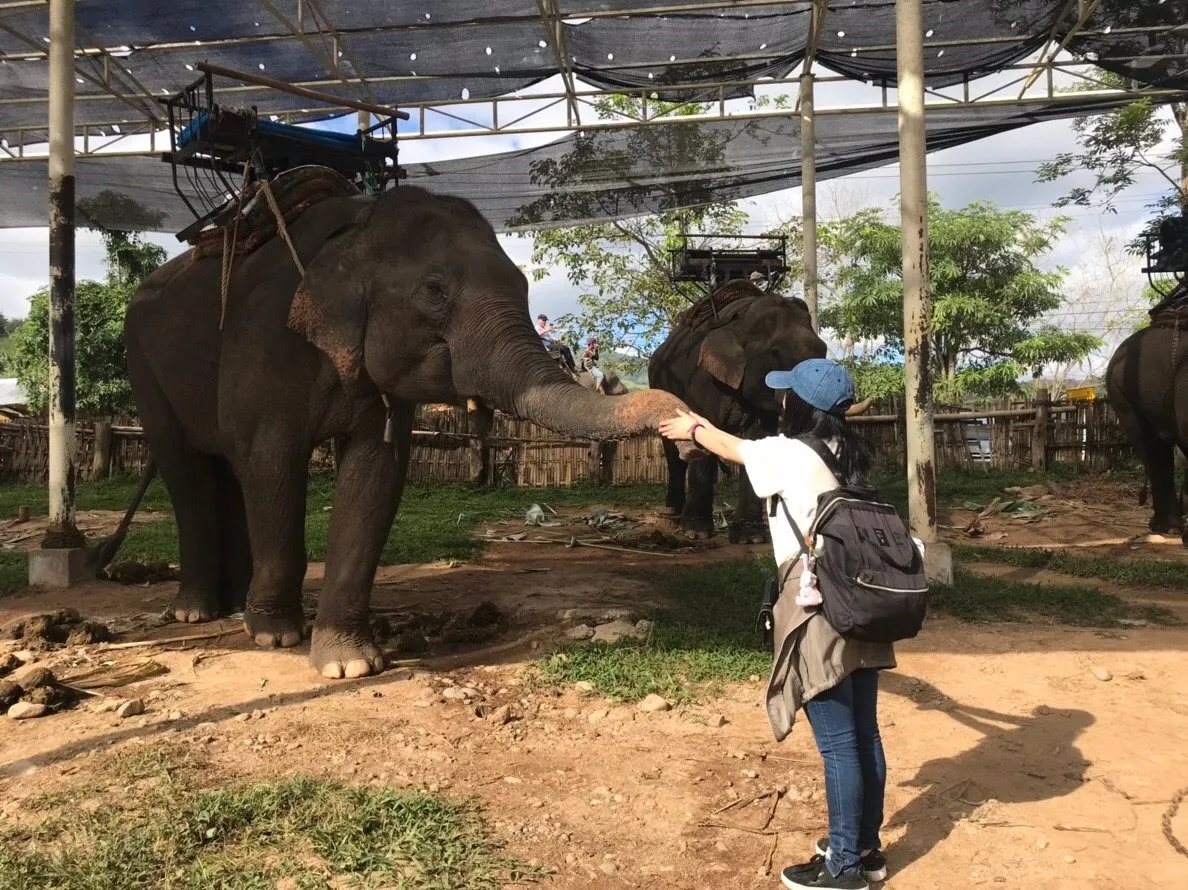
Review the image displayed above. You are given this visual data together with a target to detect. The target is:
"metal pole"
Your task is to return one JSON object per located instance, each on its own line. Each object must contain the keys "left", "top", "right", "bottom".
{"left": 895, "top": 0, "right": 949, "bottom": 581}
{"left": 800, "top": 71, "right": 819, "bottom": 330}
{"left": 44, "top": 0, "right": 83, "bottom": 550}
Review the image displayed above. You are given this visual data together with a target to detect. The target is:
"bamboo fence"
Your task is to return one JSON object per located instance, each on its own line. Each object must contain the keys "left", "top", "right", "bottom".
{"left": 0, "top": 394, "right": 1133, "bottom": 487}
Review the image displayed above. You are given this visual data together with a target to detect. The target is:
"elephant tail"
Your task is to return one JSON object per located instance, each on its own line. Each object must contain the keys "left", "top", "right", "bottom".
{"left": 88, "top": 458, "right": 158, "bottom": 574}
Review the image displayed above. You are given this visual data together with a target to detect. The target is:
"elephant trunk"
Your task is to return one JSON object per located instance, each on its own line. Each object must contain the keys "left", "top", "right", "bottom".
{"left": 481, "top": 332, "right": 694, "bottom": 444}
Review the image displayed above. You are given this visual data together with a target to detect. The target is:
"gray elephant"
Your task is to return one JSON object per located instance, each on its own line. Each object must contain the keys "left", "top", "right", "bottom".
{"left": 1106, "top": 310, "right": 1188, "bottom": 542}
{"left": 649, "top": 281, "right": 866, "bottom": 542}
{"left": 125, "top": 185, "right": 694, "bottom": 679}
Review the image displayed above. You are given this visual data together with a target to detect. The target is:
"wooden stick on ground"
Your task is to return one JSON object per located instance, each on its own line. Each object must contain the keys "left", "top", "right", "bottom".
{"left": 104, "top": 628, "right": 237, "bottom": 650}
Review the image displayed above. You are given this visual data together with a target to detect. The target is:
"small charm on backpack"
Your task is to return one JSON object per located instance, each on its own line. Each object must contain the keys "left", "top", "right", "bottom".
{"left": 795, "top": 553, "right": 823, "bottom": 607}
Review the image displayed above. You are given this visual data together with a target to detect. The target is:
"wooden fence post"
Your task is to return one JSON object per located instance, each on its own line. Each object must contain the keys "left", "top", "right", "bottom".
{"left": 1032, "top": 386, "right": 1050, "bottom": 470}
{"left": 90, "top": 420, "right": 112, "bottom": 481}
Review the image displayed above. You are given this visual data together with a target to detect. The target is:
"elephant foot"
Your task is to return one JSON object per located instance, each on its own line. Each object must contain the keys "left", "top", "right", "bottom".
{"left": 243, "top": 606, "right": 305, "bottom": 649}
{"left": 679, "top": 515, "right": 716, "bottom": 540}
{"left": 173, "top": 589, "right": 220, "bottom": 624}
{"left": 729, "top": 521, "right": 769, "bottom": 545}
{"left": 310, "top": 625, "right": 385, "bottom": 680}
{"left": 1149, "top": 516, "right": 1184, "bottom": 537}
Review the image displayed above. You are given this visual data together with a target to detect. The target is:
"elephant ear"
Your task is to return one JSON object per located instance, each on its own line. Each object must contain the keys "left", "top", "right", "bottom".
{"left": 287, "top": 221, "right": 368, "bottom": 384}
{"left": 698, "top": 326, "right": 747, "bottom": 390}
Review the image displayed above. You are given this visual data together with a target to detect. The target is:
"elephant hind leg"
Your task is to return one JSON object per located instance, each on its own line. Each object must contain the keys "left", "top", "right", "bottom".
{"left": 680, "top": 456, "right": 718, "bottom": 539}
{"left": 214, "top": 457, "right": 252, "bottom": 615}
{"left": 127, "top": 350, "right": 223, "bottom": 623}
{"left": 1143, "top": 438, "right": 1182, "bottom": 536}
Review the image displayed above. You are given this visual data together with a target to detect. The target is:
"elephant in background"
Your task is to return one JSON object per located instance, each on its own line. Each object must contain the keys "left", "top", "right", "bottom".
{"left": 125, "top": 185, "right": 695, "bottom": 679}
{"left": 649, "top": 280, "right": 864, "bottom": 542}
{"left": 1106, "top": 308, "right": 1188, "bottom": 542}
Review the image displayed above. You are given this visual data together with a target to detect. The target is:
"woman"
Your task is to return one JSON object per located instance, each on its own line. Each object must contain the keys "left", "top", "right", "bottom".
{"left": 581, "top": 337, "right": 606, "bottom": 393}
{"left": 659, "top": 358, "right": 893, "bottom": 890}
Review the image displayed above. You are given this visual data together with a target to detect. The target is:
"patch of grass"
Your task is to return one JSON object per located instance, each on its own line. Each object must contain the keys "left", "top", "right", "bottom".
{"left": 0, "top": 475, "right": 173, "bottom": 519}
{"left": 931, "top": 567, "right": 1178, "bottom": 627}
{"left": 0, "top": 552, "right": 27, "bottom": 597}
{"left": 871, "top": 465, "right": 1093, "bottom": 516}
{"left": 954, "top": 544, "right": 1188, "bottom": 591}
{"left": 539, "top": 557, "right": 775, "bottom": 704}
{"left": 0, "top": 752, "right": 543, "bottom": 890}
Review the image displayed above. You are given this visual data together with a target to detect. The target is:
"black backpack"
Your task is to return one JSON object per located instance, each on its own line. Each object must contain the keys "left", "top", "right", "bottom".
{"left": 761, "top": 436, "right": 929, "bottom": 645}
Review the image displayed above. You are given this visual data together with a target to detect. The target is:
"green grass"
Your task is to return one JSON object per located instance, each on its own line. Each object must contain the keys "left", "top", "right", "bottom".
{"left": 955, "top": 544, "right": 1188, "bottom": 590}
{"left": 538, "top": 555, "right": 1179, "bottom": 704}
{"left": 0, "top": 748, "right": 543, "bottom": 890}
{"left": 870, "top": 464, "right": 1098, "bottom": 516}
{"left": 933, "top": 567, "right": 1178, "bottom": 627}
{"left": 539, "top": 557, "right": 776, "bottom": 704}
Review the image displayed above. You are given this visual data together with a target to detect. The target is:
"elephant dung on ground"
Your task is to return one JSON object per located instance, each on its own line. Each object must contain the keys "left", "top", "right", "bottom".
{"left": 125, "top": 184, "right": 697, "bottom": 679}
{"left": 1106, "top": 303, "right": 1188, "bottom": 543}
{"left": 649, "top": 280, "right": 867, "bottom": 542}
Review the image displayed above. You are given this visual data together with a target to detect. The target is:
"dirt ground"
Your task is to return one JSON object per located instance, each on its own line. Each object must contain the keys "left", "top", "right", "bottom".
{"left": 2, "top": 482, "right": 1187, "bottom": 889}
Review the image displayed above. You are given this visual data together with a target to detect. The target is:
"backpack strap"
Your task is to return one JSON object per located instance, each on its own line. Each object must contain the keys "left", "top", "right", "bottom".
{"left": 775, "top": 496, "right": 811, "bottom": 566}
{"left": 796, "top": 435, "right": 843, "bottom": 480}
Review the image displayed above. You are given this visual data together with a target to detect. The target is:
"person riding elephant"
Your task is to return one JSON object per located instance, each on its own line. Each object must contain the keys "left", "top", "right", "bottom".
{"left": 1106, "top": 287, "right": 1188, "bottom": 543}
{"left": 124, "top": 184, "right": 699, "bottom": 680}
{"left": 648, "top": 279, "right": 871, "bottom": 543}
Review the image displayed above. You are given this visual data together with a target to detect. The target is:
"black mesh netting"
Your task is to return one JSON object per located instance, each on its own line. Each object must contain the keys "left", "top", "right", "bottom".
{"left": 0, "top": 95, "right": 1141, "bottom": 233}
{"left": 0, "top": 1, "right": 1184, "bottom": 137}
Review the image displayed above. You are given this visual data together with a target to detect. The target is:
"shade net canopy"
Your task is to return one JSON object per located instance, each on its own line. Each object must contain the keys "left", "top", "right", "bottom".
{"left": 0, "top": 96, "right": 1142, "bottom": 234}
{"left": 0, "top": 1, "right": 1185, "bottom": 139}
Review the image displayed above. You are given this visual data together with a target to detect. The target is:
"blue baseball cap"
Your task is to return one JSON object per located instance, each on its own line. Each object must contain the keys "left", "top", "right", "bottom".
{"left": 765, "top": 359, "right": 856, "bottom": 416}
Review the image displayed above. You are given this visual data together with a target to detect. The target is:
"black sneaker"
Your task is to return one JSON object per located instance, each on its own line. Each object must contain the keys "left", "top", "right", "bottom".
{"left": 780, "top": 855, "right": 868, "bottom": 890}
{"left": 814, "top": 838, "right": 888, "bottom": 882}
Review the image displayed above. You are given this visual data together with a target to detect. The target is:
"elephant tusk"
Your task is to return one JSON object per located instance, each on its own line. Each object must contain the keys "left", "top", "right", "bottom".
{"left": 846, "top": 397, "right": 874, "bottom": 417}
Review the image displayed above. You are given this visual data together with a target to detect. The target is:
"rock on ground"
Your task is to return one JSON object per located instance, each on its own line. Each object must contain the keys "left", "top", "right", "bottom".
{"left": 637, "top": 694, "right": 671, "bottom": 713}
{"left": 116, "top": 698, "right": 145, "bottom": 718}
{"left": 8, "top": 702, "right": 48, "bottom": 720}
{"left": 591, "top": 620, "right": 645, "bottom": 645}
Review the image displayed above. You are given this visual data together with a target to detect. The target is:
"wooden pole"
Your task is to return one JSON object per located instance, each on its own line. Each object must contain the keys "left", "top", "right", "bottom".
{"left": 897, "top": 0, "right": 950, "bottom": 582}
{"left": 801, "top": 70, "right": 819, "bottom": 330}
{"left": 1032, "top": 385, "right": 1050, "bottom": 470}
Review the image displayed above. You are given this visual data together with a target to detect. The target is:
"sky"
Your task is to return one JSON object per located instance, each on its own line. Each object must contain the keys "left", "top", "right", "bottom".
{"left": 0, "top": 54, "right": 1176, "bottom": 375}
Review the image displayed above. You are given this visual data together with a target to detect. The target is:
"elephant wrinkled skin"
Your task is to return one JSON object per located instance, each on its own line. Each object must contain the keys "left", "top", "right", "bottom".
{"left": 1106, "top": 319, "right": 1188, "bottom": 542}
{"left": 648, "top": 282, "right": 828, "bottom": 542}
{"left": 125, "top": 186, "right": 694, "bottom": 679}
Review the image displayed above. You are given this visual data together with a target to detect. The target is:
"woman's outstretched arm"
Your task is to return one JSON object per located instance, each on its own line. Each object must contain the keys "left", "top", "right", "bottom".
{"left": 659, "top": 410, "right": 744, "bottom": 466}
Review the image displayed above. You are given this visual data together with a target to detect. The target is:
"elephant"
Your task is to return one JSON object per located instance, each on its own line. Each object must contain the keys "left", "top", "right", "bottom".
{"left": 124, "top": 185, "right": 696, "bottom": 679}
{"left": 1105, "top": 311, "right": 1188, "bottom": 542}
{"left": 648, "top": 280, "right": 868, "bottom": 542}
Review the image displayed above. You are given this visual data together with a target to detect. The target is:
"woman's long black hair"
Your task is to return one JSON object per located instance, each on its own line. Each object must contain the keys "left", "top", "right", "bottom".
{"left": 777, "top": 389, "right": 873, "bottom": 488}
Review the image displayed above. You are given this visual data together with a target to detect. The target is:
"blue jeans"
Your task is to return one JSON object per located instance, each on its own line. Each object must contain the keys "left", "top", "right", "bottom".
{"left": 803, "top": 669, "right": 887, "bottom": 877}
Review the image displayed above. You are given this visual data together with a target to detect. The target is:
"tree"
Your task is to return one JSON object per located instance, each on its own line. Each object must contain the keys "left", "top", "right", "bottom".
{"left": 10, "top": 231, "right": 165, "bottom": 417}
{"left": 820, "top": 197, "right": 1101, "bottom": 402}
{"left": 1035, "top": 73, "right": 1187, "bottom": 252}
{"left": 519, "top": 95, "right": 780, "bottom": 364}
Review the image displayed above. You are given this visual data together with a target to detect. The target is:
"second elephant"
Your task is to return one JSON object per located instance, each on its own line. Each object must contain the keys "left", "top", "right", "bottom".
{"left": 649, "top": 281, "right": 830, "bottom": 542}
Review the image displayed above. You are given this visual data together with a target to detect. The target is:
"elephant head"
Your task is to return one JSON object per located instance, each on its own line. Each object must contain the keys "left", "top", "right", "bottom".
{"left": 286, "top": 187, "right": 695, "bottom": 444}
{"left": 696, "top": 292, "right": 829, "bottom": 419}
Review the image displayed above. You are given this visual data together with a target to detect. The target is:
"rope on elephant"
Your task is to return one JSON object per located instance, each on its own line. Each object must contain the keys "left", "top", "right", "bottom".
{"left": 1149, "top": 307, "right": 1188, "bottom": 332}
{"left": 1166, "top": 785, "right": 1188, "bottom": 859}
{"left": 191, "top": 165, "right": 361, "bottom": 263}
{"left": 676, "top": 279, "right": 765, "bottom": 329}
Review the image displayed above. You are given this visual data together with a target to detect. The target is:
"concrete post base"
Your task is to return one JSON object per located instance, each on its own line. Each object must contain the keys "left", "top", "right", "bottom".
{"left": 924, "top": 541, "right": 953, "bottom": 586}
{"left": 28, "top": 548, "right": 91, "bottom": 588}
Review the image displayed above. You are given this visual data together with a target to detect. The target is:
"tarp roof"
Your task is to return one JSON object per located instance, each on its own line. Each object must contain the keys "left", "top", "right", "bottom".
{"left": 0, "top": 1, "right": 1185, "bottom": 233}
{"left": 0, "top": 95, "right": 1141, "bottom": 234}
{"left": 1, "top": 1, "right": 1184, "bottom": 140}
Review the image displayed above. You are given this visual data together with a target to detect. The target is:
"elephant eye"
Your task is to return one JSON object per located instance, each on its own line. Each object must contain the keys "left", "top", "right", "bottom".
{"left": 421, "top": 276, "right": 449, "bottom": 303}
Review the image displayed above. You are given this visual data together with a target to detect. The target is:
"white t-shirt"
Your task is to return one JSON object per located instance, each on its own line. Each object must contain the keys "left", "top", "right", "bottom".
{"left": 737, "top": 435, "right": 839, "bottom": 568}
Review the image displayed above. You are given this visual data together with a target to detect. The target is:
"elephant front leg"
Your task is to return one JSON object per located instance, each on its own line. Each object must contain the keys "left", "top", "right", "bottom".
{"left": 680, "top": 457, "right": 718, "bottom": 539}
{"left": 311, "top": 406, "right": 410, "bottom": 679}
{"left": 729, "top": 465, "right": 770, "bottom": 544}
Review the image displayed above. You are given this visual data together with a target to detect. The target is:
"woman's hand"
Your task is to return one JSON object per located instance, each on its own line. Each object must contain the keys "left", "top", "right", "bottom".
{"left": 659, "top": 409, "right": 712, "bottom": 442}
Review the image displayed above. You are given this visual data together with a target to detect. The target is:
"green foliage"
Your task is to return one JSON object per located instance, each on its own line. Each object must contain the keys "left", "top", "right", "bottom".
{"left": 820, "top": 197, "right": 1100, "bottom": 401}
{"left": 1034, "top": 68, "right": 1187, "bottom": 253}
{"left": 517, "top": 96, "right": 761, "bottom": 358}
{"left": 9, "top": 231, "right": 164, "bottom": 417}
{"left": 846, "top": 356, "right": 905, "bottom": 400}
{"left": 0, "top": 758, "right": 542, "bottom": 890}
{"left": 10, "top": 280, "right": 138, "bottom": 416}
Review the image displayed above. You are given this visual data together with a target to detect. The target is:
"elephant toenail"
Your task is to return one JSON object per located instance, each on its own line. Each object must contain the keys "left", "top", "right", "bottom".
{"left": 321, "top": 662, "right": 345, "bottom": 680}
